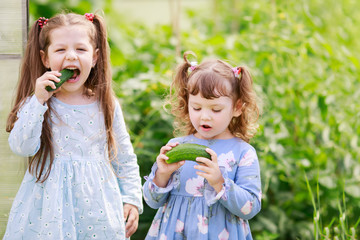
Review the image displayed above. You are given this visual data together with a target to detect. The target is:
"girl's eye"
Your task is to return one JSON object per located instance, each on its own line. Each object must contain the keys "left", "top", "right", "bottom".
{"left": 213, "top": 109, "right": 222, "bottom": 113}
{"left": 56, "top": 49, "right": 65, "bottom": 52}
{"left": 77, "top": 48, "right": 87, "bottom": 51}
{"left": 193, "top": 107, "right": 201, "bottom": 111}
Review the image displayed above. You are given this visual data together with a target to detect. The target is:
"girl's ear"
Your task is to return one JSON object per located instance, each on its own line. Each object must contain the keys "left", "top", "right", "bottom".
{"left": 40, "top": 50, "right": 49, "bottom": 68}
{"left": 233, "top": 100, "right": 243, "bottom": 117}
{"left": 92, "top": 48, "right": 99, "bottom": 67}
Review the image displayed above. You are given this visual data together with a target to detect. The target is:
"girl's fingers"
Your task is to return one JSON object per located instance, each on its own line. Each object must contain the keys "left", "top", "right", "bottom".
{"left": 124, "top": 207, "right": 139, "bottom": 238}
{"left": 206, "top": 148, "right": 217, "bottom": 163}
{"left": 45, "top": 80, "right": 57, "bottom": 90}
{"left": 41, "top": 71, "right": 61, "bottom": 81}
{"left": 156, "top": 153, "right": 168, "bottom": 162}
{"left": 195, "top": 156, "right": 213, "bottom": 166}
{"left": 167, "top": 142, "right": 179, "bottom": 148}
{"left": 194, "top": 164, "right": 207, "bottom": 172}
{"left": 159, "top": 142, "right": 179, "bottom": 154}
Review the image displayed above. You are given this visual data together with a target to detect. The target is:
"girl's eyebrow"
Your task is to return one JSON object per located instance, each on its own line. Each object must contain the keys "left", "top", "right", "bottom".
{"left": 52, "top": 43, "right": 65, "bottom": 47}
{"left": 189, "top": 101, "right": 225, "bottom": 108}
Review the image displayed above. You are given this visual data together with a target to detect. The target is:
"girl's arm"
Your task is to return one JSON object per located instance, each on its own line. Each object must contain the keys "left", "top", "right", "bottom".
{"left": 218, "top": 148, "right": 261, "bottom": 220}
{"left": 111, "top": 101, "right": 143, "bottom": 214}
{"left": 143, "top": 143, "right": 184, "bottom": 209}
{"left": 8, "top": 71, "right": 61, "bottom": 156}
{"left": 196, "top": 147, "right": 261, "bottom": 220}
{"left": 8, "top": 95, "right": 48, "bottom": 156}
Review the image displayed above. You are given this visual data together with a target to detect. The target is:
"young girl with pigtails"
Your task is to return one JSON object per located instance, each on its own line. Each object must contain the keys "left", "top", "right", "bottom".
{"left": 4, "top": 12, "right": 142, "bottom": 239}
{"left": 143, "top": 51, "right": 262, "bottom": 240}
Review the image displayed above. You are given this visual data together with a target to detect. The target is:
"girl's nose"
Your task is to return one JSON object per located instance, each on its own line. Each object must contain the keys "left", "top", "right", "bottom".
{"left": 200, "top": 110, "right": 211, "bottom": 120}
{"left": 66, "top": 50, "right": 77, "bottom": 60}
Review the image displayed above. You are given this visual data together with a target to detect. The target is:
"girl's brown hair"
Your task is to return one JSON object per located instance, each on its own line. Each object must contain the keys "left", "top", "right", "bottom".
{"left": 6, "top": 13, "right": 117, "bottom": 182}
{"left": 167, "top": 51, "right": 260, "bottom": 142}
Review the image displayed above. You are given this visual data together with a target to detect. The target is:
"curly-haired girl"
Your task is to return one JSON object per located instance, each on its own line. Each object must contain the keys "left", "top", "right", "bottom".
{"left": 143, "top": 51, "right": 262, "bottom": 240}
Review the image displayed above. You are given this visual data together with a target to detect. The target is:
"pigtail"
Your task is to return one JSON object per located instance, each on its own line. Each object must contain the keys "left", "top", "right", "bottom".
{"left": 166, "top": 51, "right": 197, "bottom": 135}
{"left": 171, "top": 50, "right": 197, "bottom": 102}
{"left": 229, "top": 65, "right": 260, "bottom": 142}
{"left": 89, "top": 13, "right": 117, "bottom": 159}
{"left": 6, "top": 19, "right": 47, "bottom": 132}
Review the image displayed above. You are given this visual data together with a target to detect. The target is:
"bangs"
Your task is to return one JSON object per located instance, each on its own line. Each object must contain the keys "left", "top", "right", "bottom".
{"left": 188, "top": 71, "right": 232, "bottom": 99}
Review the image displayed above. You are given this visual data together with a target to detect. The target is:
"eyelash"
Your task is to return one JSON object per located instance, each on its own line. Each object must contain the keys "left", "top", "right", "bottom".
{"left": 55, "top": 48, "right": 87, "bottom": 52}
{"left": 192, "top": 108, "right": 222, "bottom": 113}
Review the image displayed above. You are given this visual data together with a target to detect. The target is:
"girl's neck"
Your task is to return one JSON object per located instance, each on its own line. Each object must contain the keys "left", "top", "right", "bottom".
{"left": 193, "top": 131, "right": 235, "bottom": 140}
{"left": 54, "top": 91, "right": 96, "bottom": 105}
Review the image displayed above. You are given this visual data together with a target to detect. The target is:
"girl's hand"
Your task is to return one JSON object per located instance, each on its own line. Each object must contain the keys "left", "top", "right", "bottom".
{"left": 123, "top": 203, "right": 139, "bottom": 238}
{"left": 194, "top": 148, "right": 224, "bottom": 193}
{"left": 153, "top": 142, "right": 185, "bottom": 188}
{"left": 34, "top": 71, "right": 62, "bottom": 104}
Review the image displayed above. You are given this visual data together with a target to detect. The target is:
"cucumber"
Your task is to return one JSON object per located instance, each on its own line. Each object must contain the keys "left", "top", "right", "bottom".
{"left": 46, "top": 69, "right": 74, "bottom": 91}
{"left": 165, "top": 143, "right": 211, "bottom": 164}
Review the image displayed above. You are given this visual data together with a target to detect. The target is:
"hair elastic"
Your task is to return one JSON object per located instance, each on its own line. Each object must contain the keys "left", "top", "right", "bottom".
{"left": 38, "top": 17, "right": 48, "bottom": 29}
{"left": 189, "top": 61, "right": 197, "bottom": 72}
{"left": 232, "top": 67, "right": 242, "bottom": 79}
{"left": 85, "top": 13, "right": 94, "bottom": 22}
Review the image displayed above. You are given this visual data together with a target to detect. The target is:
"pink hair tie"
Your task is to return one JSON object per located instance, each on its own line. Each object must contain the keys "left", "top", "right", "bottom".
{"left": 232, "top": 67, "right": 242, "bottom": 79}
{"left": 38, "top": 17, "right": 48, "bottom": 29}
{"left": 189, "top": 62, "right": 197, "bottom": 72}
{"left": 85, "top": 13, "right": 94, "bottom": 22}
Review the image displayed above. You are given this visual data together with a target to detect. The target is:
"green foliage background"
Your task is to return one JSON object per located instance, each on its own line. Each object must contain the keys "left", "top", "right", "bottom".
{"left": 29, "top": 0, "right": 360, "bottom": 239}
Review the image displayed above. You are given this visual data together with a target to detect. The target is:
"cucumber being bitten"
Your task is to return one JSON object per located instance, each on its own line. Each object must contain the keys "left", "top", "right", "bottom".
{"left": 45, "top": 69, "right": 74, "bottom": 91}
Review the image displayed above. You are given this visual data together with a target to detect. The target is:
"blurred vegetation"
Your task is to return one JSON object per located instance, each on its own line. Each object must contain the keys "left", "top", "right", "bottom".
{"left": 28, "top": 0, "right": 360, "bottom": 239}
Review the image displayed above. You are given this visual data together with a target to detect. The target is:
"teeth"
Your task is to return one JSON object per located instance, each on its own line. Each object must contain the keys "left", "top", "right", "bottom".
{"left": 66, "top": 67, "right": 78, "bottom": 70}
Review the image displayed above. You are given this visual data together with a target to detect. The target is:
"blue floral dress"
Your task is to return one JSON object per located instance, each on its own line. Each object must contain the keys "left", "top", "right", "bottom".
{"left": 3, "top": 96, "right": 143, "bottom": 240}
{"left": 143, "top": 135, "right": 261, "bottom": 240}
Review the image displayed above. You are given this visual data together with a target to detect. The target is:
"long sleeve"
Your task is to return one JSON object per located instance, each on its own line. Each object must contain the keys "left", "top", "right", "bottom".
{"left": 217, "top": 148, "right": 262, "bottom": 220}
{"left": 111, "top": 100, "right": 143, "bottom": 214}
{"left": 142, "top": 163, "right": 181, "bottom": 209}
{"left": 8, "top": 95, "right": 48, "bottom": 157}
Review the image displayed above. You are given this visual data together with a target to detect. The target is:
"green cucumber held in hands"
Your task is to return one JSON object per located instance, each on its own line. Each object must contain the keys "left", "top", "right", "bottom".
{"left": 165, "top": 143, "right": 211, "bottom": 164}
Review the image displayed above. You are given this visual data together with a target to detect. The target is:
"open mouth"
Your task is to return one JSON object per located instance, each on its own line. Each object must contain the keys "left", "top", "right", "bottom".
{"left": 201, "top": 124, "right": 211, "bottom": 129}
{"left": 66, "top": 68, "right": 80, "bottom": 79}
{"left": 64, "top": 68, "right": 80, "bottom": 82}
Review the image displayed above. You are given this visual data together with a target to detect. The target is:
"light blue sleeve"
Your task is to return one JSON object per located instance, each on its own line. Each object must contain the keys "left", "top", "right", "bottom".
{"left": 142, "top": 162, "right": 180, "bottom": 209}
{"left": 218, "top": 148, "right": 262, "bottom": 220}
{"left": 111, "top": 100, "right": 143, "bottom": 214}
{"left": 8, "top": 95, "right": 48, "bottom": 157}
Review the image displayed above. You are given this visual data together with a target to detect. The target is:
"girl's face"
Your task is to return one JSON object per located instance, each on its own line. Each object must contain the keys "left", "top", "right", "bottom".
{"left": 41, "top": 25, "right": 98, "bottom": 95}
{"left": 188, "top": 93, "right": 242, "bottom": 140}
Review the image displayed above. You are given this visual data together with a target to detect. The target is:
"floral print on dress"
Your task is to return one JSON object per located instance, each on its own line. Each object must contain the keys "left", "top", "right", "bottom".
{"left": 175, "top": 220, "right": 184, "bottom": 233}
{"left": 143, "top": 135, "right": 261, "bottom": 240}
{"left": 4, "top": 96, "right": 143, "bottom": 240}
{"left": 185, "top": 176, "right": 204, "bottom": 196}
{"left": 197, "top": 215, "right": 208, "bottom": 234}
{"left": 218, "top": 151, "right": 236, "bottom": 171}
{"left": 240, "top": 200, "right": 253, "bottom": 215}
{"left": 148, "top": 219, "right": 160, "bottom": 237}
{"left": 218, "top": 228, "right": 229, "bottom": 240}
{"left": 238, "top": 149, "right": 256, "bottom": 167}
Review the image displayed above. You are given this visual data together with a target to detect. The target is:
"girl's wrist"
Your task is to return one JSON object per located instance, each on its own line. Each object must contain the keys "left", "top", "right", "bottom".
{"left": 153, "top": 170, "right": 172, "bottom": 188}
{"left": 213, "top": 178, "right": 225, "bottom": 193}
{"left": 34, "top": 94, "right": 47, "bottom": 105}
